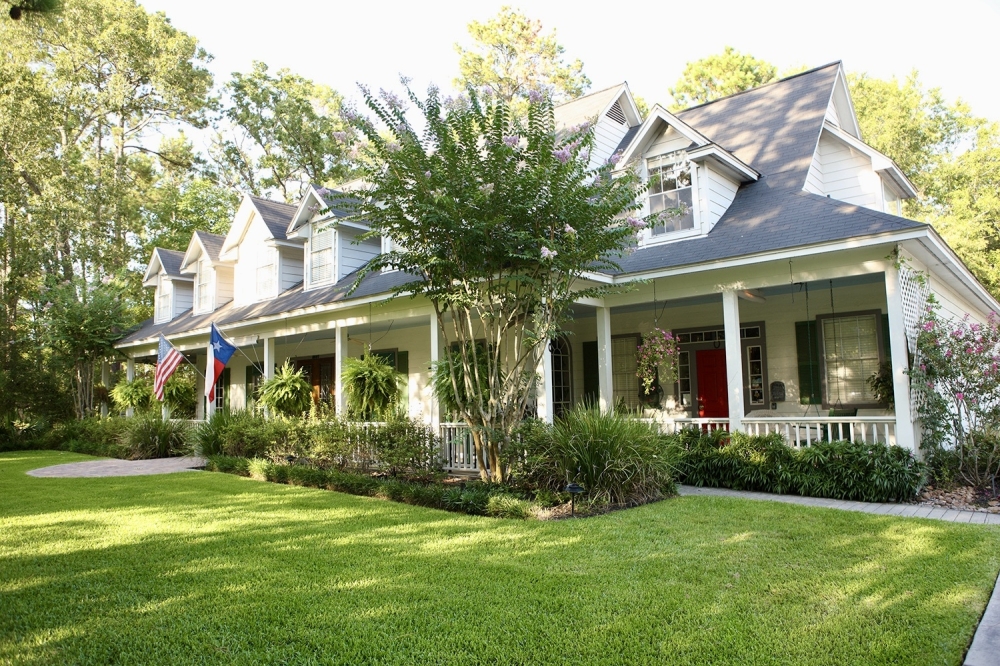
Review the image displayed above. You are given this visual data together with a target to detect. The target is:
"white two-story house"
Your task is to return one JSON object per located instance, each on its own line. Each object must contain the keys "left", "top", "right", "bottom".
{"left": 118, "top": 62, "right": 999, "bottom": 465}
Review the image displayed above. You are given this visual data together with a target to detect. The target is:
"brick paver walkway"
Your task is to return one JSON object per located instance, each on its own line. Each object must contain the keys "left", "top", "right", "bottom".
{"left": 26, "top": 456, "right": 206, "bottom": 478}
{"left": 678, "top": 484, "right": 1000, "bottom": 525}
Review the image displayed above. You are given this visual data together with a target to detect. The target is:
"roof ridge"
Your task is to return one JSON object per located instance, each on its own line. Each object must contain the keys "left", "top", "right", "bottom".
{"left": 553, "top": 82, "right": 625, "bottom": 109}
{"left": 676, "top": 61, "right": 841, "bottom": 115}
{"left": 250, "top": 194, "right": 297, "bottom": 209}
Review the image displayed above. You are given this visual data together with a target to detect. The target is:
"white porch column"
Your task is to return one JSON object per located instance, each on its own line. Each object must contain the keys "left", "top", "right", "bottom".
{"left": 596, "top": 306, "right": 613, "bottom": 413}
{"left": 100, "top": 361, "right": 110, "bottom": 418}
{"left": 261, "top": 336, "right": 275, "bottom": 418}
{"left": 722, "top": 289, "right": 744, "bottom": 432}
{"left": 429, "top": 315, "right": 440, "bottom": 428}
{"left": 537, "top": 341, "right": 554, "bottom": 424}
{"left": 885, "top": 265, "right": 916, "bottom": 450}
{"left": 125, "top": 357, "right": 135, "bottom": 418}
{"left": 335, "top": 325, "right": 348, "bottom": 416}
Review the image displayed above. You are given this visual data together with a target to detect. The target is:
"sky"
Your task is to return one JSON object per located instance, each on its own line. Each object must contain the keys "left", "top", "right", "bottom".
{"left": 140, "top": 0, "right": 1000, "bottom": 123}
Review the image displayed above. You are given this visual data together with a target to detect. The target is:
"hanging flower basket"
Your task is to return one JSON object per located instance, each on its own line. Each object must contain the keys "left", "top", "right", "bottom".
{"left": 636, "top": 327, "right": 680, "bottom": 400}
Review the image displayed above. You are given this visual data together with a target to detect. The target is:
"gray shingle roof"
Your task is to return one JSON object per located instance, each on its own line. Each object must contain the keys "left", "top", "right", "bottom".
{"left": 553, "top": 84, "right": 623, "bottom": 132}
{"left": 194, "top": 231, "right": 226, "bottom": 261}
{"left": 250, "top": 196, "right": 297, "bottom": 241}
{"left": 120, "top": 269, "right": 421, "bottom": 346}
{"left": 154, "top": 248, "right": 185, "bottom": 277}
{"left": 676, "top": 62, "right": 839, "bottom": 183}
{"left": 614, "top": 184, "right": 924, "bottom": 275}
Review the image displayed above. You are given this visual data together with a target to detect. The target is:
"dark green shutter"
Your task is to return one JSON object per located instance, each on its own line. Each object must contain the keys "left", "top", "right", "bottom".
{"left": 395, "top": 351, "right": 408, "bottom": 374}
{"left": 881, "top": 314, "right": 891, "bottom": 359}
{"left": 396, "top": 352, "right": 409, "bottom": 413}
{"left": 582, "top": 341, "right": 599, "bottom": 406}
{"left": 795, "top": 321, "right": 822, "bottom": 404}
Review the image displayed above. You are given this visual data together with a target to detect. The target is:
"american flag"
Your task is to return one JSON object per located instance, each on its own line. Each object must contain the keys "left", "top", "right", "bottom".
{"left": 154, "top": 334, "right": 184, "bottom": 401}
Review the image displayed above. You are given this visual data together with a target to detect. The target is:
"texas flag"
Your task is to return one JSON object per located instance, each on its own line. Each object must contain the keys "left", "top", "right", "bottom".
{"left": 206, "top": 323, "right": 237, "bottom": 400}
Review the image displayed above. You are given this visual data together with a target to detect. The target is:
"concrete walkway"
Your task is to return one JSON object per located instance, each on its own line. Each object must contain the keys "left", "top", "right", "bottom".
{"left": 26, "top": 456, "right": 206, "bottom": 478}
{"left": 677, "top": 484, "right": 1000, "bottom": 525}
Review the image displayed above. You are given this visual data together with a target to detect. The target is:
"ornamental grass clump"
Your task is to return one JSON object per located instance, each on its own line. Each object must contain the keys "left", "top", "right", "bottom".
{"left": 119, "top": 413, "right": 190, "bottom": 459}
{"left": 548, "top": 407, "right": 676, "bottom": 505}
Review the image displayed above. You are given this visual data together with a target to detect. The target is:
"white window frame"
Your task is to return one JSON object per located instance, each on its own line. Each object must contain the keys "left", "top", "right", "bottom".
{"left": 309, "top": 222, "right": 335, "bottom": 287}
{"left": 196, "top": 259, "right": 212, "bottom": 312}
{"left": 156, "top": 278, "right": 171, "bottom": 323}
{"left": 255, "top": 248, "right": 276, "bottom": 300}
{"left": 819, "top": 310, "right": 884, "bottom": 409}
{"left": 645, "top": 151, "right": 697, "bottom": 240}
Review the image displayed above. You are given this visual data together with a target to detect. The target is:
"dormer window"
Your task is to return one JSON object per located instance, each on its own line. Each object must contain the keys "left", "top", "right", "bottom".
{"left": 196, "top": 259, "right": 211, "bottom": 311}
{"left": 256, "top": 248, "right": 275, "bottom": 298}
{"left": 647, "top": 151, "right": 694, "bottom": 235}
{"left": 156, "top": 280, "right": 171, "bottom": 322}
{"left": 310, "top": 222, "right": 334, "bottom": 284}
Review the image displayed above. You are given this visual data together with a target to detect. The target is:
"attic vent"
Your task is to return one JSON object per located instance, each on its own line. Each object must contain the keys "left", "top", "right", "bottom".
{"left": 606, "top": 100, "right": 627, "bottom": 125}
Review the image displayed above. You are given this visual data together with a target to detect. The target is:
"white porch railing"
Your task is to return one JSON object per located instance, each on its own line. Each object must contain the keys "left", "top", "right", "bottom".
{"left": 643, "top": 416, "right": 897, "bottom": 447}
{"left": 439, "top": 422, "right": 479, "bottom": 472}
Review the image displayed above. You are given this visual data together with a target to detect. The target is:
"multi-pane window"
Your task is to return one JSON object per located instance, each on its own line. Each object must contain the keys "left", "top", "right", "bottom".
{"left": 611, "top": 336, "right": 640, "bottom": 410}
{"left": 196, "top": 259, "right": 211, "bottom": 311}
{"left": 310, "top": 223, "right": 334, "bottom": 284}
{"left": 677, "top": 350, "right": 691, "bottom": 407}
{"left": 747, "top": 346, "right": 764, "bottom": 405}
{"left": 550, "top": 337, "right": 572, "bottom": 419}
{"left": 156, "top": 281, "right": 170, "bottom": 322}
{"left": 647, "top": 151, "right": 694, "bottom": 235}
{"left": 256, "top": 248, "right": 275, "bottom": 298}
{"left": 822, "top": 314, "right": 881, "bottom": 406}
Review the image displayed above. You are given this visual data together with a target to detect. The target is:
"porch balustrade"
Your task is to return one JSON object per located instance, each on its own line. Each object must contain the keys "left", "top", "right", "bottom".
{"left": 662, "top": 416, "right": 897, "bottom": 447}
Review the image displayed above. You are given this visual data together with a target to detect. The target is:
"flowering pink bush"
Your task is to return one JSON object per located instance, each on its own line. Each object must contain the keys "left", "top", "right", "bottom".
{"left": 911, "top": 298, "right": 1000, "bottom": 489}
{"left": 636, "top": 328, "right": 679, "bottom": 397}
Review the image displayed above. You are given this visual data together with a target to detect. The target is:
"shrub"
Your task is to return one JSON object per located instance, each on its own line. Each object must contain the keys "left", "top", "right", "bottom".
{"left": 546, "top": 407, "right": 676, "bottom": 505}
{"left": 486, "top": 494, "right": 535, "bottom": 519}
{"left": 343, "top": 352, "right": 403, "bottom": 420}
{"left": 194, "top": 410, "right": 292, "bottom": 458}
{"left": 120, "top": 414, "right": 190, "bottom": 459}
{"left": 205, "top": 455, "right": 250, "bottom": 476}
{"left": 360, "top": 417, "right": 442, "bottom": 476}
{"left": 669, "top": 431, "right": 925, "bottom": 503}
{"left": 109, "top": 378, "right": 153, "bottom": 413}
{"left": 162, "top": 370, "right": 197, "bottom": 419}
{"left": 257, "top": 362, "right": 312, "bottom": 417}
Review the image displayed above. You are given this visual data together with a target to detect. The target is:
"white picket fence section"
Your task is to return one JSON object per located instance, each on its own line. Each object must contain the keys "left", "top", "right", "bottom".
{"left": 742, "top": 417, "right": 896, "bottom": 447}
{"left": 439, "top": 422, "right": 479, "bottom": 472}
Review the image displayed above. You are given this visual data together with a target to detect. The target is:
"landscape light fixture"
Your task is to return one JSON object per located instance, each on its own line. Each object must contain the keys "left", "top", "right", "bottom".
{"left": 565, "top": 482, "right": 584, "bottom": 517}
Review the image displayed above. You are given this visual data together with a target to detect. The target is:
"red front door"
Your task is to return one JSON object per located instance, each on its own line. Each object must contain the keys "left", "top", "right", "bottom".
{"left": 696, "top": 349, "right": 729, "bottom": 418}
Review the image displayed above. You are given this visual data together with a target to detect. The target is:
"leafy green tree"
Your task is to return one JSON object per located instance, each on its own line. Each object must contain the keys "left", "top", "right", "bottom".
{"left": 669, "top": 46, "right": 778, "bottom": 109}
{"left": 213, "top": 62, "right": 356, "bottom": 203}
{"left": 343, "top": 84, "right": 644, "bottom": 481}
{"left": 455, "top": 6, "right": 590, "bottom": 107}
{"left": 849, "top": 71, "right": 974, "bottom": 199}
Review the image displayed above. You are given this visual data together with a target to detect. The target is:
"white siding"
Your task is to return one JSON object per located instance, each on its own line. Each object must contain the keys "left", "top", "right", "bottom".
{"left": 279, "top": 248, "right": 304, "bottom": 292}
{"left": 215, "top": 265, "right": 234, "bottom": 306}
{"left": 645, "top": 126, "right": 692, "bottom": 157}
{"left": 591, "top": 114, "right": 630, "bottom": 167}
{"left": 698, "top": 162, "right": 740, "bottom": 229}
{"left": 172, "top": 281, "right": 193, "bottom": 317}
{"left": 338, "top": 230, "right": 380, "bottom": 281}
{"left": 804, "top": 131, "right": 881, "bottom": 210}
{"left": 232, "top": 216, "right": 273, "bottom": 305}
{"left": 826, "top": 97, "right": 841, "bottom": 127}
{"left": 154, "top": 277, "right": 171, "bottom": 324}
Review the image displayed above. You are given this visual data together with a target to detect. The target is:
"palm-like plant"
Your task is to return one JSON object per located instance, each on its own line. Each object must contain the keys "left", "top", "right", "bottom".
{"left": 343, "top": 351, "right": 402, "bottom": 420}
{"left": 256, "top": 362, "right": 312, "bottom": 417}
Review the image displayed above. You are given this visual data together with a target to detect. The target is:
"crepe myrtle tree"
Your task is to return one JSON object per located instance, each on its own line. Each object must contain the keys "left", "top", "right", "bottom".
{"left": 339, "top": 81, "right": 647, "bottom": 482}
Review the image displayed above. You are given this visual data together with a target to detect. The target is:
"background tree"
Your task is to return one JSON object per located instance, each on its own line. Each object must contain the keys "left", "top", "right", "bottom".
{"left": 669, "top": 46, "right": 778, "bottom": 109}
{"left": 455, "top": 6, "right": 590, "bottom": 107}
{"left": 344, "top": 84, "right": 644, "bottom": 481}
{"left": 212, "top": 62, "right": 356, "bottom": 203}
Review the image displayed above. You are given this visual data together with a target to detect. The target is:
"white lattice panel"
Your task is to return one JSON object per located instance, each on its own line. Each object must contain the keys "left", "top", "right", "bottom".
{"left": 899, "top": 265, "right": 929, "bottom": 355}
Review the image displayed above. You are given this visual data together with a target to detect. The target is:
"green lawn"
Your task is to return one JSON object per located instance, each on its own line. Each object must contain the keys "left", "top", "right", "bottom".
{"left": 1, "top": 451, "right": 998, "bottom": 665}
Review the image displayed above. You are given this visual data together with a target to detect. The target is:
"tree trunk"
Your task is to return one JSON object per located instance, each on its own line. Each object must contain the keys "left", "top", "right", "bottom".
{"left": 472, "top": 429, "right": 488, "bottom": 481}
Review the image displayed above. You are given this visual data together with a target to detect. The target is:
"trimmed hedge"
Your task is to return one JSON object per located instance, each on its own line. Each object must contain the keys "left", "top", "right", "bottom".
{"left": 205, "top": 455, "right": 536, "bottom": 519}
{"left": 666, "top": 432, "right": 926, "bottom": 503}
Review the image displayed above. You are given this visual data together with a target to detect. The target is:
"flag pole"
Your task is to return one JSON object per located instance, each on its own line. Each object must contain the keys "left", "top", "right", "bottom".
{"left": 213, "top": 325, "right": 266, "bottom": 375}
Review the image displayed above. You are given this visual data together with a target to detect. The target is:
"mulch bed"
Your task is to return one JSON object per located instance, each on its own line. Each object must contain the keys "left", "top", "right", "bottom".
{"left": 914, "top": 485, "right": 1000, "bottom": 514}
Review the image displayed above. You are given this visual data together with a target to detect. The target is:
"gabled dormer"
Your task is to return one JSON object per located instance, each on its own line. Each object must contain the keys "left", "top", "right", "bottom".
{"left": 220, "top": 195, "right": 300, "bottom": 305}
{"left": 286, "top": 186, "right": 380, "bottom": 291}
{"left": 615, "top": 105, "right": 758, "bottom": 245}
{"left": 554, "top": 83, "right": 643, "bottom": 168}
{"left": 804, "top": 65, "right": 918, "bottom": 213}
{"left": 143, "top": 248, "right": 193, "bottom": 324}
{"left": 180, "top": 231, "right": 233, "bottom": 315}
